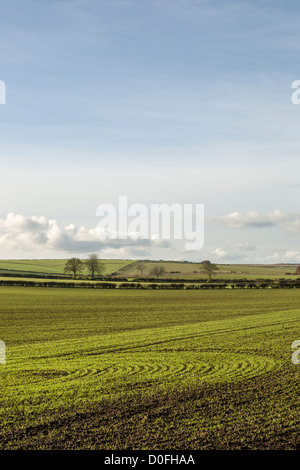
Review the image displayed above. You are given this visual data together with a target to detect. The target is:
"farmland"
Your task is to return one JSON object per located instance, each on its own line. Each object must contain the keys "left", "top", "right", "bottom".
{"left": 0, "top": 259, "right": 299, "bottom": 280}
{"left": 0, "top": 287, "right": 300, "bottom": 449}
{"left": 0, "top": 259, "right": 134, "bottom": 277}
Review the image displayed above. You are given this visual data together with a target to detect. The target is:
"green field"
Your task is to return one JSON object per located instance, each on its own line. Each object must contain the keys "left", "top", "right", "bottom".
{"left": 120, "top": 261, "right": 300, "bottom": 280}
{"left": 0, "top": 259, "right": 298, "bottom": 280}
{"left": 0, "top": 287, "right": 300, "bottom": 449}
{"left": 0, "top": 259, "right": 134, "bottom": 276}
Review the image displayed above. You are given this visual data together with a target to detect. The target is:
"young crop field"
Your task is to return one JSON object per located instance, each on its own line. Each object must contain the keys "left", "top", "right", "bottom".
{"left": 0, "top": 287, "right": 300, "bottom": 449}
{"left": 0, "top": 259, "right": 134, "bottom": 276}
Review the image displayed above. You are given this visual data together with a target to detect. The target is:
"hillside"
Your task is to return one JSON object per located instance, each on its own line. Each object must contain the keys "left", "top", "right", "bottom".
{"left": 0, "top": 259, "right": 299, "bottom": 280}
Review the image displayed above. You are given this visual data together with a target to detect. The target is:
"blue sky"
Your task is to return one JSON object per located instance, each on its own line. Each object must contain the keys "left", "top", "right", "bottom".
{"left": 1, "top": 0, "right": 300, "bottom": 262}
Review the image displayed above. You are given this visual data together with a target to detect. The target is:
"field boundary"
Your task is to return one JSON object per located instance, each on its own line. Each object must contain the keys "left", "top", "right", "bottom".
{"left": 1, "top": 278, "right": 300, "bottom": 289}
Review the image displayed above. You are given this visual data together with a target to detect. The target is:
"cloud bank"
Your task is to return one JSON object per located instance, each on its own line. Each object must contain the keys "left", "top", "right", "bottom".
{"left": 214, "top": 210, "right": 300, "bottom": 234}
{"left": 0, "top": 213, "right": 169, "bottom": 257}
{"left": 2, "top": 209, "right": 300, "bottom": 263}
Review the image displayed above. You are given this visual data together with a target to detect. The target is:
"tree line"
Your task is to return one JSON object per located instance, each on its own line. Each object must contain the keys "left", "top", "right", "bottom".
{"left": 135, "top": 260, "right": 219, "bottom": 281}
{"left": 64, "top": 257, "right": 220, "bottom": 281}
{"left": 64, "top": 254, "right": 105, "bottom": 279}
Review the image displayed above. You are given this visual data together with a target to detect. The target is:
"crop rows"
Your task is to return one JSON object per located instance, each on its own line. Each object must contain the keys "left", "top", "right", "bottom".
{"left": 0, "top": 287, "right": 299, "bottom": 449}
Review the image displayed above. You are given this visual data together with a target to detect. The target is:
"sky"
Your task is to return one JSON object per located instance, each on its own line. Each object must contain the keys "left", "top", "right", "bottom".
{"left": 1, "top": 0, "right": 300, "bottom": 263}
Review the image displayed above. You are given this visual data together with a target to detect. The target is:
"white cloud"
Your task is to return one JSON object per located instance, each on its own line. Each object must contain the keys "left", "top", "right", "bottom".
{"left": 211, "top": 247, "right": 227, "bottom": 259}
{"left": 210, "top": 242, "right": 254, "bottom": 262}
{"left": 266, "top": 251, "right": 300, "bottom": 263}
{"left": 214, "top": 210, "right": 300, "bottom": 233}
{"left": 0, "top": 212, "right": 171, "bottom": 257}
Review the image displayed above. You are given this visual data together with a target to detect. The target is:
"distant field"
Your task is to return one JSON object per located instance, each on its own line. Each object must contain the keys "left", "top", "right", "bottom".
{"left": 114, "top": 260, "right": 300, "bottom": 280}
{"left": 0, "top": 259, "right": 298, "bottom": 280}
{"left": 0, "top": 259, "right": 135, "bottom": 276}
{"left": 0, "top": 287, "right": 300, "bottom": 449}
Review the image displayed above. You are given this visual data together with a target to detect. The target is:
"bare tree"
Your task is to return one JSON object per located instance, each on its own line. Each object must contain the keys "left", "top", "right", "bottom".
{"left": 151, "top": 265, "right": 166, "bottom": 279}
{"left": 136, "top": 262, "right": 146, "bottom": 277}
{"left": 200, "top": 260, "right": 219, "bottom": 282}
{"left": 64, "top": 258, "right": 84, "bottom": 279}
{"left": 85, "top": 253, "right": 105, "bottom": 279}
